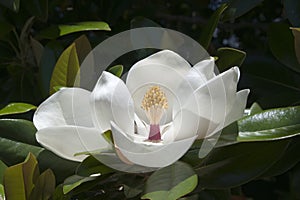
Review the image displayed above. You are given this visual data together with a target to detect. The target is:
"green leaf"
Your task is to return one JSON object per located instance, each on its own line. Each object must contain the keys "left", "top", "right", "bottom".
{"left": 23, "top": 0, "right": 48, "bottom": 21}
{"left": 29, "top": 169, "right": 56, "bottom": 200}
{"left": 0, "top": 0, "right": 20, "bottom": 12}
{"left": 143, "top": 162, "right": 198, "bottom": 199}
{"left": 283, "top": 0, "right": 300, "bottom": 27}
{"left": 4, "top": 153, "right": 39, "bottom": 200}
{"left": 0, "top": 21, "right": 14, "bottom": 39}
{"left": 49, "top": 43, "right": 79, "bottom": 94}
{"left": 108, "top": 65, "right": 123, "bottom": 77}
{"left": 0, "top": 119, "right": 38, "bottom": 146}
{"left": 39, "top": 21, "right": 111, "bottom": 39}
{"left": 0, "top": 160, "right": 7, "bottom": 184}
{"left": 291, "top": 27, "right": 300, "bottom": 64}
{"left": 215, "top": 47, "right": 246, "bottom": 71}
{"left": 0, "top": 185, "right": 4, "bottom": 200}
{"left": 123, "top": 184, "right": 143, "bottom": 198}
{"left": 76, "top": 156, "right": 114, "bottom": 177}
{"left": 249, "top": 102, "right": 263, "bottom": 115}
{"left": 222, "top": 0, "right": 263, "bottom": 21}
{"left": 0, "top": 103, "right": 36, "bottom": 116}
{"left": 196, "top": 140, "right": 289, "bottom": 189}
{"left": 63, "top": 175, "right": 97, "bottom": 194}
{"left": 237, "top": 106, "right": 300, "bottom": 142}
{"left": 268, "top": 23, "right": 300, "bottom": 73}
{"left": 73, "top": 35, "right": 92, "bottom": 65}
{"left": 199, "top": 4, "right": 227, "bottom": 49}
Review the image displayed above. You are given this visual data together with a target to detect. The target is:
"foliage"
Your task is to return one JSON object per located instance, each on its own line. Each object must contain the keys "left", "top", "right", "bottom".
{"left": 0, "top": 0, "right": 299, "bottom": 199}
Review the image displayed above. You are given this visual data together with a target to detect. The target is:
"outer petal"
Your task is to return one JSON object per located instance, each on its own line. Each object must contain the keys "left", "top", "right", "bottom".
{"left": 126, "top": 50, "right": 191, "bottom": 123}
{"left": 36, "top": 126, "right": 111, "bottom": 162}
{"left": 91, "top": 71, "right": 134, "bottom": 134}
{"left": 33, "top": 88, "right": 93, "bottom": 130}
{"left": 111, "top": 122, "right": 197, "bottom": 168}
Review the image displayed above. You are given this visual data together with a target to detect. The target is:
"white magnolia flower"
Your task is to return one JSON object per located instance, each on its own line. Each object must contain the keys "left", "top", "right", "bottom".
{"left": 34, "top": 50, "right": 249, "bottom": 172}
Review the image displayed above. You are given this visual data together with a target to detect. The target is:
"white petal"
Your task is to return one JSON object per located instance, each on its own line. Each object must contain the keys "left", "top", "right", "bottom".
{"left": 93, "top": 153, "right": 157, "bottom": 173}
{"left": 33, "top": 88, "right": 93, "bottom": 130}
{"left": 225, "top": 89, "right": 250, "bottom": 125}
{"left": 111, "top": 122, "right": 197, "bottom": 168}
{"left": 126, "top": 50, "right": 191, "bottom": 123}
{"left": 36, "top": 126, "right": 111, "bottom": 162}
{"left": 91, "top": 71, "right": 134, "bottom": 134}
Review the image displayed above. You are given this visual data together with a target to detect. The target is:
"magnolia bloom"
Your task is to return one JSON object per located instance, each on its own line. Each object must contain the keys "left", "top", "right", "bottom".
{"left": 34, "top": 50, "right": 249, "bottom": 172}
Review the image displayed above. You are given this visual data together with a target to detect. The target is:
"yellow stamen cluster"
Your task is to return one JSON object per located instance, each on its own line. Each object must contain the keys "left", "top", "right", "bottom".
{"left": 141, "top": 86, "right": 168, "bottom": 111}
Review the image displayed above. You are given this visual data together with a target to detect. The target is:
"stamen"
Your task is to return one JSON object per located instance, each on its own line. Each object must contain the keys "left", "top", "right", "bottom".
{"left": 141, "top": 86, "right": 168, "bottom": 141}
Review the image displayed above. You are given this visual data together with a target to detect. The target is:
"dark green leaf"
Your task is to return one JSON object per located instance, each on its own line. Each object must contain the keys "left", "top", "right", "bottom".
{"left": 123, "top": 184, "right": 143, "bottom": 198}
{"left": 199, "top": 4, "right": 227, "bottom": 49}
{"left": 291, "top": 27, "right": 300, "bottom": 64}
{"left": 30, "top": 37, "right": 44, "bottom": 66}
{"left": 49, "top": 43, "right": 79, "bottom": 94}
{"left": 196, "top": 189, "right": 231, "bottom": 200}
{"left": 268, "top": 23, "right": 300, "bottom": 73}
{"left": 76, "top": 156, "right": 114, "bottom": 177}
{"left": 143, "top": 162, "right": 197, "bottom": 199}
{"left": 215, "top": 47, "right": 246, "bottom": 71}
{"left": 108, "top": 65, "right": 123, "bottom": 77}
{"left": 283, "top": 0, "right": 300, "bottom": 27}
{"left": 0, "top": 160, "right": 7, "bottom": 184}
{"left": 63, "top": 175, "right": 97, "bottom": 194}
{"left": 222, "top": 0, "right": 263, "bottom": 21}
{"left": 24, "top": 0, "right": 48, "bottom": 21}
{"left": 0, "top": 0, "right": 20, "bottom": 12}
{"left": 0, "top": 103, "right": 36, "bottom": 116}
{"left": 39, "top": 21, "right": 111, "bottom": 39}
{"left": 237, "top": 106, "right": 300, "bottom": 142}
{"left": 73, "top": 35, "right": 92, "bottom": 65}
{"left": 0, "top": 119, "right": 38, "bottom": 146}
{"left": 0, "top": 21, "right": 14, "bottom": 39}
{"left": 30, "top": 169, "right": 56, "bottom": 200}
{"left": 196, "top": 140, "right": 289, "bottom": 189}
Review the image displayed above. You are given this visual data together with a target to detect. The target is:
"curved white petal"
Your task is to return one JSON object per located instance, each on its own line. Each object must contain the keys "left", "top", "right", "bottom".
{"left": 225, "top": 89, "right": 250, "bottom": 125}
{"left": 111, "top": 122, "right": 197, "bottom": 168}
{"left": 126, "top": 50, "right": 191, "bottom": 123}
{"left": 33, "top": 88, "right": 93, "bottom": 130}
{"left": 36, "top": 126, "right": 111, "bottom": 162}
{"left": 91, "top": 71, "right": 134, "bottom": 134}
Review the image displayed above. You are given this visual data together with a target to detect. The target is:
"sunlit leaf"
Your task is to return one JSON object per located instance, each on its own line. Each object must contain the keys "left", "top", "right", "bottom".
{"left": 49, "top": 43, "right": 79, "bottom": 94}
{"left": 199, "top": 4, "right": 227, "bottom": 49}
{"left": 108, "top": 65, "right": 123, "bottom": 77}
{"left": 0, "top": 103, "right": 36, "bottom": 116}
{"left": 143, "top": 162, "right": 198, "bottom": 199}
{"left": 238, "top": 106, "right": 300, "bottom": 142}
{"left": 39, "top": 21, "right": 111, "bottom": 39}
{"left": 215, "top": 47, "right": 246, "bottom": 71}
{"left": 4, "top": 153, "right": 39, "bottom": 200}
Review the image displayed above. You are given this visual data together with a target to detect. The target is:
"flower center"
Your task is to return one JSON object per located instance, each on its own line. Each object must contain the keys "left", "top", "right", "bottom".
{"left": 141, "top": 85, "right": 168, "bottom": 141}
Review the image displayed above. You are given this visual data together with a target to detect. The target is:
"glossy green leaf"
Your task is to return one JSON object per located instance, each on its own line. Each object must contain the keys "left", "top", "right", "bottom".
{"left": 0, "top": 0, "right": 20, "bottom": 12}
{"left": 143, "top": 162, "right": 197, "bottom": 199}
{"left": 76, "top": 156, "right": 114, "bottom": 177}
{"left": 222, "top": 0, "right": 263, "bottom": 21}
{"left": 199, "top": 4, "right": 227, "bottom": 49}
{"left": 283, "top": 0, "right": 300, "bottom": 27}
{"left": 249, "top": 102, "right": 263, "bottom": 115}
{"left": 215, "top": 47, "right": 246, "bottom": 71}
{"left": 108, "top": 65, "right": 123, "bottom": 77}
{"left": 0, "top": 103, "right": 36, "bottom": 116}
{"left": 0, "top": 119, "right": 38, "bottom": 146}
{"left": 196, "top": 140, "right": 289, "bottom": 189}
{"left": 63, "top": 175, "right": 97, "bottom": 194}
{"left": 49, "top": 43, "right": 79, "bottom": 94}
{"left": 4, "top": 153, "right": 39, "bottom": 200}
{"left": 29, "top": 169, "right": 56, "bottom": 200}
{"left": 291, "top": 27, "right": 300, "bottom": 64}
{"left": 268, "top": 23, "right": 300, "bottom": 73}
{"left": 39, "top": 21, "right": 111, "bottom": 39}
{"left": 237, "top": 106, "right": 300, "bottom": 142}
{"left": 0, "top": 185, "right": 4, "bottom": 200}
